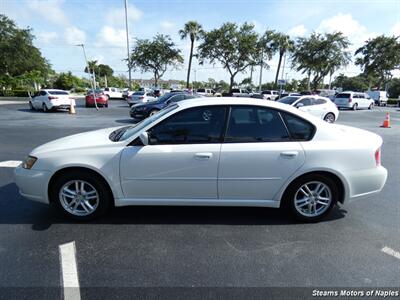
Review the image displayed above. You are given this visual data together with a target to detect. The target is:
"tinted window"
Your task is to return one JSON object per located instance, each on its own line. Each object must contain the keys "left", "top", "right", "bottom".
{"left": 278, "top": 96, "right": 300, "bottom": 105}
{"left": 231, "top": 89, "right": 240, "bottom": 93}
{"left": 336, "top": 93, "right": 350, "bottom": 99}
{"left": 133, "top": 91, "right": 145, "bottom": 96}
{"left": 169, "top": 94, "right": 186, "bottom": 102}
{"left": 225, "top": 106, "right": 289, "bottom": 143}
{"left": 298, "top": 98, "right": 313, "bottom": 106}
{"left": 281, "top": 112, "right": 315, "bottom": 141}
{"left": 197, "top": 89, "right": 205, "bottom": 92}
{"left": 49, "top": 91, "right": 69, "bottom": 95}
{"left": 148, "top": 106, "right": 226, "bottom": 144}
{"left": 40, "top": 91, "right": 47, "bottom": 96}
{"left": 313, "top": 98, "right": 326, "bottom": 105}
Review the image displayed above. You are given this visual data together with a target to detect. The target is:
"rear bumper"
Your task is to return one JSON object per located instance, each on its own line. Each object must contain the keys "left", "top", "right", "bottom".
{"left": 335, "top": 102, "right": 352, "bottom": 108}
{"left": 14, "top": 166, "right": 51, "bottom": 204}
{"left": 345, "top": 166, "right": 388, "bottom": 202}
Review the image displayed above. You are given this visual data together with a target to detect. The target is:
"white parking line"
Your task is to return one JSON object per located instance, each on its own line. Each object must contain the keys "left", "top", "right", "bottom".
{"left": 381, "top": 246, "right": 400, "bottom": 260}
{"left": 59, "top": 241, "right": 81, "bottom": 300}
{"left": 0, "top": 160, "right": 22, "bottom": 168}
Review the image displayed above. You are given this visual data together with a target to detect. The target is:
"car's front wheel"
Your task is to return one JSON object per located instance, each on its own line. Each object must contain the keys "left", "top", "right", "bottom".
{"left": 352, "top": 103, "right": 358, "bottom": 111}
{"left": 50, "top": 171, "right": 112, "bottom": 220}
{"left": 29, "top": 101, "right": 35, "bottom": 110}
{"left": 283, "top": 174, "right": 338, "bottom": 222}
{"left": 42, "top": 103, "right": 49, "bottom": 112}
{"left": 148, "top": 109, "right": 159, "bottom": 116}
{"left": 323, "top": 112, "right": 335, "bottom": 123}
{"left": 368, "top": 103, "right": 373, "bottom": 110}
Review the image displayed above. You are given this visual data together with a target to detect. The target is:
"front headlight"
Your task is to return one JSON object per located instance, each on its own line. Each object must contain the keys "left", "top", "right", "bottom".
{"left": 22, "top": 156, "right": 37, "bottom": 169}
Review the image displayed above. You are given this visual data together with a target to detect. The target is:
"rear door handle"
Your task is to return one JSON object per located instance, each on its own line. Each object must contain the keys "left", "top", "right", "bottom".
{"left": 195, "top": 153, "right": 213, "bottom": 160}
{"left": 280, "top": 151, "right": 298, "bottom": 158}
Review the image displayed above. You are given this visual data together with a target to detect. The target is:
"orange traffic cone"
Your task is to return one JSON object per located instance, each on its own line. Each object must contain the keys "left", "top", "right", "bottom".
{"left": 381, "top": 112, "right": 390, "bottom": 128}
{"left": 69, "top": 98, "right": 76, "bottom": 114}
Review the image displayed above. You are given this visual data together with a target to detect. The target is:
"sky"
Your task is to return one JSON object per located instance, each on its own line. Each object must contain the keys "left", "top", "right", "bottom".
{"left": 2, "top": 0, "right": 400, "bottom": 85}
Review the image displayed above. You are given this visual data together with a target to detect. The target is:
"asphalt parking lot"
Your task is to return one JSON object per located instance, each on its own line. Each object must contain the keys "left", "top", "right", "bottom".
{"left": 0, "top": 98, "right": 399, "bottom": 299}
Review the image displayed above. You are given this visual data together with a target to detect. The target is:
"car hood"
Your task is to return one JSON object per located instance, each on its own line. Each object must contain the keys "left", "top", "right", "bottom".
{"left": 31, "top": 126, "right": 124, "bottom": 156}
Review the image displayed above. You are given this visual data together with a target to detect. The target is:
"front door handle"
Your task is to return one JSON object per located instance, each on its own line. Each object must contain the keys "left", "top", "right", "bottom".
{"left": 280, "top": 151, "right": 298, "bottom": 158}
{"left": 195, "top": 153, "right": 213, "bottom": 160}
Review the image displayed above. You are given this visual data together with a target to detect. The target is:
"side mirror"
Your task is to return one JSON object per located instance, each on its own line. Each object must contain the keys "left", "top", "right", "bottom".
{"left": 139, "top": 132, "right": 149, "bottom": 146}
{"left": 295, "top": 103, "right": 304, "bottom": 108}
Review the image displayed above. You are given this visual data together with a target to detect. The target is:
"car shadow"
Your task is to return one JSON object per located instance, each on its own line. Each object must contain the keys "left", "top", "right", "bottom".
{"left": 17, "top": 108, "right": 69, "bottom": 114}
{"left": 0, "top": 182, "right": 347, "bottom": 230}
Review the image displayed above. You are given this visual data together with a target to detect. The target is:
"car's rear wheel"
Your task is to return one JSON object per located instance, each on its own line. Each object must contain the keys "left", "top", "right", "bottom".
{"left": 352, "top": 103, "right": 358, "bottom": 111}
{"left": 42, "top": 103, "right": 49, "bottom": 112}
{"left": 105, "top": 103, "right": 108, "bottom": 108}
{"left": 50, "top": 171, "right": 111, "bottom": 221}
{"left": 29, "top": 101, "right": 34, "bottom": 110}
{"left": 149, "top": 109, "right": 159, "bottom": 116}
{"left": 368, "top": 103, "right": 373, "bottom": 110}
{"left": 283, "top": 174, "right": 338, "bottom": 222}
{"left": 323, "top": 113, "right": 335, "bottom": 123}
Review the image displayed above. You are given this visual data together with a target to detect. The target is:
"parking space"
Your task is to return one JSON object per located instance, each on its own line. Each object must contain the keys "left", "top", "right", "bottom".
{"left": 0, "top": 99, "right": 399, "bottom": 298}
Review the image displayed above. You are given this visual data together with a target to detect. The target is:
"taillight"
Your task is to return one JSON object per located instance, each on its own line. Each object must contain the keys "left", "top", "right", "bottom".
{"left": 348, "top": 97, "right": 352, "bottom": 103}
{"left": 139, "top": 96, "right": 144, "bottom": 99}
{"left": 375, "top": 148, "right": 381, "bottom": 166}
{"left": 48, "top": 96, "right": 58, "bottom": 100}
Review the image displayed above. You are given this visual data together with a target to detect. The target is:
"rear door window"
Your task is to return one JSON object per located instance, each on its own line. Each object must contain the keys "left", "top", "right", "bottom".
{"left": 280, "top": 112, "right": 315, "bottom": 141}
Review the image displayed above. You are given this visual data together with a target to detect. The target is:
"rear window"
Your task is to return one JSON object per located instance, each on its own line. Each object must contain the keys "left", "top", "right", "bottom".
{"left": 48, "top": 91, "right": 69, "bottom": 95}
{"left": 281, "top": 112, "right": 315, "bottom": 141}
{"left": 278, "top": 96, "right": 300, "bottom": 105}
{"left": 231, "top": 89, "right": 240, "bottom": 93}
{"left": 133, "top": 92, "right": 145, "bottom": 95}
{"left": 336, "top": 93, "right": 350, "bottom": 99}
{"left": 197, "top": 89, "right": 205, "bottom": 93}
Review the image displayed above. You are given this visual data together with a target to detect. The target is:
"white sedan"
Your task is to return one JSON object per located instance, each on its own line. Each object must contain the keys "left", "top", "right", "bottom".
{"left": 29, "top": 89, "right": 72, "bottom": 112}
{"left": 14, "top": 98, "right": 387, "bottom": 222}
{"left": 278, "top": 95, "right": 339, "bottom": 123}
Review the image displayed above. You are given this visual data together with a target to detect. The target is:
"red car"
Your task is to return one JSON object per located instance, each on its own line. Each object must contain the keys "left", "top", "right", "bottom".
{"left": 85, "top": 90, "right": 108, "bottom": 108}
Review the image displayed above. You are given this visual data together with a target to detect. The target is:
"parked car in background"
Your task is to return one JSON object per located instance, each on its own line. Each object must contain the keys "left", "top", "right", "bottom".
{"left": 29, "top": 89, "right": 72, "bottom": 112}
{"left": 130, "top": 92, "right": 202, "bottom": 121}
{"left": 334, "top": 92, "right": 374, "bottom": 110}
{"left": 262, "top": 90, "right": 279, "bottom": 100}
{"left": 278, "top": 95, "right": 339, "bottom": 123}
{"left": 127, "top": 91, "right": 157, "bottom": 106}
{"left": 197, "top": 88, "right": 215, "bottom": 97}
{"left": 122, "top": 88, "right": 134, "bottom": 100}
{"left": 231, "top": 88, "right": 252, "bottom": 97}
{"left": 366, "top": 90, "right": 388, "bottom": 106}
{"left": 103, "top": 87, "right": 123, "bottom": 99}
{"left": 85, "top": 89, "right": 108, "bottom": 107}
{"left": 15, "top": 97, "right": 387, "bottom": 222}
{"left": 315, "top": 89, "right": 336, "bottom": 101}
{"left": 278, "top": 92, "right": 301, "bottom": 99}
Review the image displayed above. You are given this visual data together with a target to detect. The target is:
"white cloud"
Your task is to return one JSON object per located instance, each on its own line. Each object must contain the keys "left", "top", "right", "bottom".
{"left": 288, "top": 25, "right": 307, "bottom": 37}
{"left": 27, "top": 0, "right": 69, "bottom": 26}
{"left": 317, "top": 13, "right": 367, "bottom": 37}
{"left": 107, "top": 4, "right": 143, "bottom": 27}
{"left": 160, "top": 21, "right": 176, "bottom": 31}
{"left": 391, "top": 22, "right": 400, "bottom": 36}
{"left": 37, "top": 31, "right": 58, "bottom": 44}
{"left": 65, "top": 26, "right": 86, "bottom": 45}
{"left": 96, "top": 26, "right": 126, "bottom": 48}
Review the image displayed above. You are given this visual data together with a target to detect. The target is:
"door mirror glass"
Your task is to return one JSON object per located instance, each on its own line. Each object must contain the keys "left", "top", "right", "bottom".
{"left": 295, "top": 102, "right": 304, "bottom": 108}
{"left": 139, "top": 132, "right": 149, "bottom": 145}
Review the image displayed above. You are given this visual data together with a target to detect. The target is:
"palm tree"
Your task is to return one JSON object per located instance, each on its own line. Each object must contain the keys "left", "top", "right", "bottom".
{"left": 272, "top": 33, "right": 294, "bottom": 88}
{"left": 179, "top": 21, "right": 204, "bottom": 89}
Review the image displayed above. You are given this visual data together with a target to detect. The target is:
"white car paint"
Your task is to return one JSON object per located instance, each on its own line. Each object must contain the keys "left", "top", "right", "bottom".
{"left": 334, "top": 91, "right": 375, "bottom": 110}
{"left": 278, "top": 95, "right": 339, "bottom": 123}
{"left": 103, "top": 87, "right": 123, "bottom": 99}
{"left": 127, "top": 91, "right": 157, "bottom": 106}
{"left": 15, "top": 98, "right": 387, "bottom": 220}
{"left": 30, "top": 89, "right": 72, "bottom": 111}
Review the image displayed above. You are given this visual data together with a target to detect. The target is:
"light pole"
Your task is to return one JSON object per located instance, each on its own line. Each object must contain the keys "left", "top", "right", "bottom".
{"left": 259, "top": 50, "right": 263, "bottom": 93}
{"left": 124, "top": 0, "right": 132, "bottom": 89}
{"left": 76, "top": 44, "right": 98, "bottom": 110}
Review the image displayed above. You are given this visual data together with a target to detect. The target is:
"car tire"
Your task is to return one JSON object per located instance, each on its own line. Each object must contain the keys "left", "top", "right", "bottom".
{"left": 50, "top": 170, "right": 112, "bottom": 221}
{"left": 105, "top": 103, "right": 108, "bottom": 108}
{"left": 282, "top": 174, "right": 338, "bottom": 222}
{"left": 85, "top": 103, "right": 89, "bottom": 108}
{"left": 352, "top": 103, "right": 358, "bottom": 111}
{"left": 42, "top": 103, "right": 49, "bottom": 112}
{"left": 29, "top": 101, "right": 35, "bottom": 110}
{"left": 368, "top": 103, "right": 373, "bottom": 110}
{"left": 323, "top": 113, "right": 335, "bottom": 123}
{"left": 148, "top": 109, "right": 159, "bottom": 116}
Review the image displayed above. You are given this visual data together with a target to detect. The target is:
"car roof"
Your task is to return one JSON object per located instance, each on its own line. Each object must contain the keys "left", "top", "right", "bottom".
{"left": 42, "top": 89, "right": 68, "bottom": 92}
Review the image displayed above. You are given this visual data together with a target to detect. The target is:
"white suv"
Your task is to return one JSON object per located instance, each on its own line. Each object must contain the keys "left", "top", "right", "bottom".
{"left": 103, "top": 87, "right": 123, "bottom": 99}
{"left": 334, "top": 92, "right": 374, "bottom": 110}
{"left": 262, "top": 90, "right": 279, "bottom": 100}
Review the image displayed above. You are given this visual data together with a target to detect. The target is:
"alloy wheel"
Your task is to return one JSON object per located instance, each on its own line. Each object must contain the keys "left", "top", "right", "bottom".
{"left": 59, "top": 180, "right": 99, "bottom": 216}
{"left": 324, "top": 113, "right": 335, "bottom": 123}
{"left": 294, "top": 181, "right": 332, "bottom": 218}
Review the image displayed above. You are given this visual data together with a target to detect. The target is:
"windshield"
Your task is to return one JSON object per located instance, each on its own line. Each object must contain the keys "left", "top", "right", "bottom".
{"left": 278, "top": 96, "right": 300, "bottom": 105}
{"left": 133, "top": 91, "right": 145, "bottom": 96}
{"left": 155, "top": 93, "right": 175, "bottom": 103}
{"left": 118, "top": 104, "right": 179, "bottom": 141}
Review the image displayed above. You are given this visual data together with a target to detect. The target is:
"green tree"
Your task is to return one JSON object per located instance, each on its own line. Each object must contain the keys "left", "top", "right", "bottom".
{"left": 0, "top": 14, "right": 52, "bottom": 88}
{"left": 97, "top": 64, "right": 114, "bottom": 77}
{"left": 179, "top": 21, "right": 204, "bottom": 89}
{"left": 53, "top": 72, "right": 84, "bottom": 90}
{"left": 291, "top": 32, "right": 351, "bottom": 90}
{"left": 84, "top": 60, "right": 99, "bottom": 77}
{"left": 355, "top": 35, "right": 400, "bottom": 89}
{"left": 130, "top": 34, "right": 183, "bottom": 87}
{"left": 331, "top": 74, "right": 369, "bottom": 92}
{"left": 198, "top": 22, "right": 262, "bottom": 92}
{"left": 271, "top": 32, "right": 294, "bottom": 88}
{"left": 388, "top": 78, "right": 400, "bottom": 99}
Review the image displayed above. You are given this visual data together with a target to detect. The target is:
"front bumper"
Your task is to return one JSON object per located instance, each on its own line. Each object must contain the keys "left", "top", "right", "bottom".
{"left": 14, "top": 166, "right": 52, "bottom": 204}
{"left": 129, "top": 110, "right": 147, "bottom": 120}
